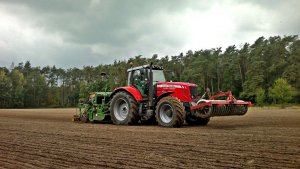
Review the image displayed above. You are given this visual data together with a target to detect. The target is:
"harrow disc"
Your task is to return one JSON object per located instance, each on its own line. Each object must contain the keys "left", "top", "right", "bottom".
{"left": 211, "top": 104, "right": 249, "bottom": 117}
{"left": 233, "top": 104, "right": 248, "bottom": 115}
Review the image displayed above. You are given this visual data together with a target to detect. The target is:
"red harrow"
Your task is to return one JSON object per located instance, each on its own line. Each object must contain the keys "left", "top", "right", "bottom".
{"left": 191, "top": 91, "right": 253, "bottom": 118}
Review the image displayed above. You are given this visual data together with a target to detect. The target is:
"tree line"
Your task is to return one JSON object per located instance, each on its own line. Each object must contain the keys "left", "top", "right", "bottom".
{"left": 0, "top": 35, "right": 299, "bottom": 108}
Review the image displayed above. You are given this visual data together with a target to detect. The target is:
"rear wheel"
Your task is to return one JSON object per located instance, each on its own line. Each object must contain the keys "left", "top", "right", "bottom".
{"left": 156, "top": 96, "right": 185, "bottom": 127}
{"left": 110, "top": 92, "right": 139, "bottom": 125}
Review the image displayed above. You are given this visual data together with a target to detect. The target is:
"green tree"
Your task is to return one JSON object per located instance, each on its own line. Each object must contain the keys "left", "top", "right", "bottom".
{"left": 23, "top": 70, "right": 47, "bottom": 107}
{"left": 241, "top": 37, "right": 267, "bottom": 101}
{"left": 269, "top": 78, "right": 296, "bottom": 107}
{"left": 10, "top": 70, "right": 26, "bottom": 107}
{"left": 255, "top": 88, "right": 265, "bottom": 107}
{"left": 1, "top": 35, "right": 299, "bottom": 108}
{"left": 283, "top": 38, "right": 300, "bottom": 101}
{"left": 0, "top": 70, "right": 11, "bottom": 107}
{"left": 79, "top": 81, "right": 87, "bottom": 100}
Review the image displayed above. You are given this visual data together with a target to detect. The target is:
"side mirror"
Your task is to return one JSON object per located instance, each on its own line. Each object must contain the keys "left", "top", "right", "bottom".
{"left": 140, "top": 68, "right": 145, "bottom": 75}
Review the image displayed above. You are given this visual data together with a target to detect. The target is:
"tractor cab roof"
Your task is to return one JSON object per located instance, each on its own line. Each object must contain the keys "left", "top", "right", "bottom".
{"left": 127, "top": 64, "right": 163, "bottom": 72}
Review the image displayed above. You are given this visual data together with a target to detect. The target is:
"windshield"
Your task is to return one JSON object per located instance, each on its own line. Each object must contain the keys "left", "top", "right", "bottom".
{"left": 152, "top": 70, "right": 166, "bottom": 83}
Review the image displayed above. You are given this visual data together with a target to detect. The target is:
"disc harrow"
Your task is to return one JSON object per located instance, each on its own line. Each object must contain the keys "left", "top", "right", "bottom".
{"left": 191, "top": 91, "right": 252, "bottom": 117}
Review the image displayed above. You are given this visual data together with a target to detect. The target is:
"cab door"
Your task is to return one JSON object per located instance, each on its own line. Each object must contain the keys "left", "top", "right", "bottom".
{"left": 131, "top": 68, "right": 149, "bottom": 97}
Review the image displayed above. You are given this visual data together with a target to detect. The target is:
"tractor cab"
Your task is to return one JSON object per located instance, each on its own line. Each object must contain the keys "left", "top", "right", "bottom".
{"left": 127, "top": 64, "right": 165, "bottom": 97}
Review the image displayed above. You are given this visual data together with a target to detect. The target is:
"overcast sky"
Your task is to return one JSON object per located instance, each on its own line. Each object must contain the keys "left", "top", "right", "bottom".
{"left": 0, "top": 0, "right": 299, "bottom": 68}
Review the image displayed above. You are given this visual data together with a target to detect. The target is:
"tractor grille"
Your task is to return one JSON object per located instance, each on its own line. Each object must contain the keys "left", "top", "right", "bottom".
{"left": 189, "top": 86, "right": 198, "bottom": 99}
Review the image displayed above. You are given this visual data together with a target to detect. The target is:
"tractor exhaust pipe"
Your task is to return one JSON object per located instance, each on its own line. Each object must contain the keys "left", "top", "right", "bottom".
{"left": 148, "top": 62, "right": 154, "bottom": 108}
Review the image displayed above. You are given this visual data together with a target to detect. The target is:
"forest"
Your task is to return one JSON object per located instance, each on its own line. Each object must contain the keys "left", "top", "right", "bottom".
{"left": 0, "top": 35, "right": 299, "bottom": 108}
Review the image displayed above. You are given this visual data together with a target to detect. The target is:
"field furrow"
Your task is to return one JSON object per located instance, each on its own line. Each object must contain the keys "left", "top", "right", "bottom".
{"left": 0, "top": 108, "right": 299, "bottom": 168}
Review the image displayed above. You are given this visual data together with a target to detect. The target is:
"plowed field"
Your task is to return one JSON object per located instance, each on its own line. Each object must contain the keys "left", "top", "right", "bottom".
{"left": 0, "top": 108, "right": 299, "bottom": 168}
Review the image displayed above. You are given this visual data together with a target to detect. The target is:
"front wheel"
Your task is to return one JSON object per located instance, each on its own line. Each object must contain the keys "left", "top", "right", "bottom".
{"left": 156, "top": 96, "right": 185, "bottom": 127}
{"left": 110, "top": 92, "right": 139, "bottom": 125}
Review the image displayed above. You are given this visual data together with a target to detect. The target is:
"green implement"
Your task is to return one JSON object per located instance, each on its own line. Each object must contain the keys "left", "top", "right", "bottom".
{"left": 73, "top": 92, "right": 111, "bottom": 123}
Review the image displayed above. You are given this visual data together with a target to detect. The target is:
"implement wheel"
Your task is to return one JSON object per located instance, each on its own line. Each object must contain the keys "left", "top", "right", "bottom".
{"left": 110, "top": 92, "right": 139, "bottom": 125}
{"left": 196, "top": 100, "right": 212, "bottom": 118}
{"left": 156, "top": 96, "right": 185, "bottom": 127}
{"left": 80, "top": 113, "right": 88, "bottom": 123}
{"left": 72, "top": 115, "right": 80, "bottom": 122}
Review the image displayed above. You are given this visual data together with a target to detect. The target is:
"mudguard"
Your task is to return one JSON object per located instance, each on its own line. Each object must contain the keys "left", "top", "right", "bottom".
{"left": 153, "top": 92, "right": 173, "bottom": 108}
{"left": 111, "top": 86, "right": 143, "bottom": 101}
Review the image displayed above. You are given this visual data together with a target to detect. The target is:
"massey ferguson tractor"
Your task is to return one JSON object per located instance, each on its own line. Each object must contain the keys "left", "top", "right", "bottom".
{"left": 74, "top": 63, "right": 252, "bottom": 127}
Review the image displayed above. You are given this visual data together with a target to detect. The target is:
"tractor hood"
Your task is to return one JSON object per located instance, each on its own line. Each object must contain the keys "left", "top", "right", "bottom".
{"left": 156, "top": 82, "right": 198, "bottom": 102}
{"left": 156, "top": 81, "right": 197, "bottom": 88}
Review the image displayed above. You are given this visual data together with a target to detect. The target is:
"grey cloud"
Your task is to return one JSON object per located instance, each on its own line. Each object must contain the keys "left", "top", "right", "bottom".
{"left": 239, "top": 0, "right": 300, "bottom": 34}
{"left": 0, "top": 0, "right": 299, "bottom": 68}
{"left": 3, "top": 0, "right": 210, "bottom": 45}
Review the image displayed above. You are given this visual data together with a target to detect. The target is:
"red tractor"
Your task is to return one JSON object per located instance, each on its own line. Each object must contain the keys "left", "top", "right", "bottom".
{"left": 109, "top": 63, "right": 252, "bottom": 127}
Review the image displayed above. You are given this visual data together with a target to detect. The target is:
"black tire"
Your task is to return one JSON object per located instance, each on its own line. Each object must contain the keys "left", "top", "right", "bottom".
{"left": 156, "top": 96, "right": 185, "bottom": 127}
{"left": 185, "top": 115, "right": 198, "bottom": 125}
{"left": 110, "top": 92, "right": 139, "bottom": 125}
{"left": 197, "top": 117, "right": 210, "bottom": 125}
{"left": 197, "top": 101, "right": 212, "bottom": 118}
{"left": 186, "top": 115, "right": 210, "bottom": 126}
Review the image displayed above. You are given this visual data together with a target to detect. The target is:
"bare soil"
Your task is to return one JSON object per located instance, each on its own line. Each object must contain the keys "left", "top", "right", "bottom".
{"left": 0, "top": 108, "right": 299, "bottom": 168}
